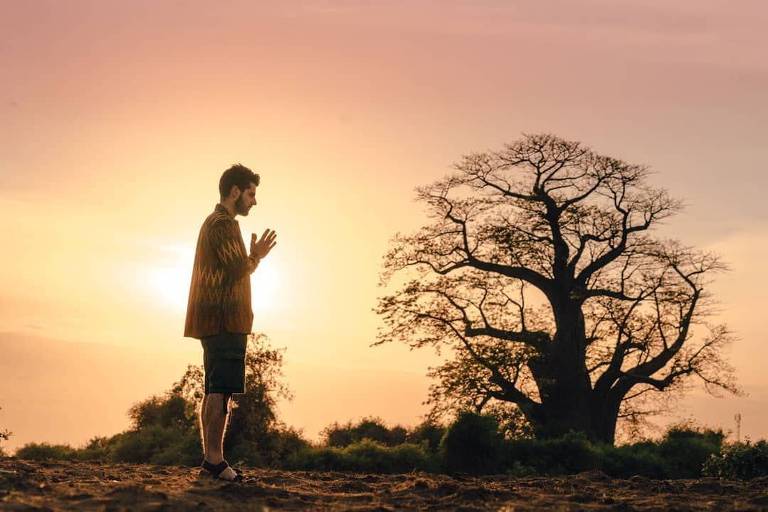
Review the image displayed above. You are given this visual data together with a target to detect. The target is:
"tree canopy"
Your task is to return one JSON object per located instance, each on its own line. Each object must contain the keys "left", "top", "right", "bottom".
{"left": 376, "top": 133, "right": 739, "bottom": 443}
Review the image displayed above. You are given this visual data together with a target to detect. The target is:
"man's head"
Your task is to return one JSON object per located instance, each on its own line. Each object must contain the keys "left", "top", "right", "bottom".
{"left": 219, "top": 164, "right": 260, "bottom": 216}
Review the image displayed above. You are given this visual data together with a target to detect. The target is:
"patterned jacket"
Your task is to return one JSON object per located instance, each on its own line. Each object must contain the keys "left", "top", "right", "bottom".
{"left": 184, "top": 204, "right": 259, "bottom": 339}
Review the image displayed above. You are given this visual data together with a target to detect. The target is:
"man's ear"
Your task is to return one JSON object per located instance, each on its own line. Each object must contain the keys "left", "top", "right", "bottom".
{"left": 229, "top": 185, "right": 241, "bottom": 200}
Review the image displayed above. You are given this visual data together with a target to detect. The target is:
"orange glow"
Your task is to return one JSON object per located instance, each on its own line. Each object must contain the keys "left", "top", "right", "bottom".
{"left": 1, "top": 1, "right": 767, "bottom": 451}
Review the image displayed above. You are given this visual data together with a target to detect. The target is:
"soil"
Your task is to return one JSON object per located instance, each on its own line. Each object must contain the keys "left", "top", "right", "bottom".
{"left": 1, "top": 459, "right": 766, "bottom": 511}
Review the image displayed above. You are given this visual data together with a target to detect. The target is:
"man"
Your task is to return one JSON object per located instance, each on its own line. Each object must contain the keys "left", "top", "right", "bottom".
{"left": 184, "top": 164, "right": 277, "bottom": 481}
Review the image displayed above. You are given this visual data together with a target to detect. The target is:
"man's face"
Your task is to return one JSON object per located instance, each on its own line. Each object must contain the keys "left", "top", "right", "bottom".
{"left": 235, "top": 183, "right": 257, "bottom": 216}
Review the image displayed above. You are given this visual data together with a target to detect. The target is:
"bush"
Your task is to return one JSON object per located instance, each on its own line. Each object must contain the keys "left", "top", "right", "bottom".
{"left": 322, "top": 417, "right": 407, "bottom": 448}
{"left": 286, "top": 445, "right": 346, "bottom": 471}
{"left": 146, "top": 431, "right": 202, "bottom": 466}
{"left": 15, "top": 442, "right": 79, "bottom": 461}
{"left": 109, "top": 425, "right": 201, "bottom": 466}
{"left": 440, "top": 412, "right": 504, "bottom": 474}
{"left": 229, "top": 427, "right": 310, "bottom": 467}
{"left": 703, "top": 440, "right": 768, "bottom": 480}
{"left": 406, "top": 421, "right": 446, "bottom": 453}
{"left": 505, "top": 432, "right": 601, "bottom": 475}
{"left": 286, "top": 439, "right": 436, "bottom": 473}
{"left": 129, "top": 394, "right": 194, "bottom": 431}
{"left": 598, "top": 442, "right": 668, "bottom": 479}
{"left": 346, "top": 439, "right": 434, "bottom": 473}
{"left": 76, "top": 436, "right": 115, "bottom": 461}
{"left": 658, "top": 424, "right": 724, "bottom": 478}
{"left": 495, "top": 423, "right": 722, "bottom": 478}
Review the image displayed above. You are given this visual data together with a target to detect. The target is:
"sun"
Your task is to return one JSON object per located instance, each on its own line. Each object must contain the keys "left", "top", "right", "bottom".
{"left": 143, "top": 244, "right": 283, "bottom": 315}
{"left": 250, "top": 257, "right": 282, "bottom": 315}
{"left": 144, "top": 245, "right": 195, "bottom": 312}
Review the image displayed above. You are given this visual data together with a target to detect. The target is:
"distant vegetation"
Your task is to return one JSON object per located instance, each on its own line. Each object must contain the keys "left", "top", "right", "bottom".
{"left": 0, "top": 406, "right": 11, "bottom": 457}
{"left": 9, "top": 334, "right": 766, "bottom": 479}
{"left": 703, "top": 440, "right": 768, "bottom": 480}
{"left": 12, "top": 393, "right": 762, "bottom": 480}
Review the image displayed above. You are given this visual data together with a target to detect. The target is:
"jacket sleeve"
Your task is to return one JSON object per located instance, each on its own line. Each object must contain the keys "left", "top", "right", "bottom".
{"left": 208, "top": 220, "right": 259, "bottom": 281}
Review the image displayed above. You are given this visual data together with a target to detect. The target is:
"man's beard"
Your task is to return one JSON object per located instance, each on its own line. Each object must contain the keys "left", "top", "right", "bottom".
{"left": 235, "top": 196, "right": 249, "bottom": 216}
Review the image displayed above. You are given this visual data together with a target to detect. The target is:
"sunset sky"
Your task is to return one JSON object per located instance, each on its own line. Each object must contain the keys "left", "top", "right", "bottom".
{"left": 1, "top": 0, "right": 767, "bottom": 451}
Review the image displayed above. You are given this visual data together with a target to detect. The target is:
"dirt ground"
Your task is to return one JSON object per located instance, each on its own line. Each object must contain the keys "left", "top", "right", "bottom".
{"left": 1, "top": 458, "right": 766, "bottom": 511}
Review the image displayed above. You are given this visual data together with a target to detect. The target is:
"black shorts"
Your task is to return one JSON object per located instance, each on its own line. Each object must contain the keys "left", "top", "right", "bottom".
{"left": 200, "top": 332, "right": 247, "bottom": 394}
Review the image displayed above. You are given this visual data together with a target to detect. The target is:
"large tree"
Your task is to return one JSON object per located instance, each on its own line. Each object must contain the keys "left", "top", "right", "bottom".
{"left": 376, "top": 134, "right": 739, "bottom": 443}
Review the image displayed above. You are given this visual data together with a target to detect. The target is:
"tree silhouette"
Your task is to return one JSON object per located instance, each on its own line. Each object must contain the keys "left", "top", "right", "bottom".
{"left": 376, "top": 133, "right": 739, "bottom": 443}
{"left": 172, "top": 333, "right": 301, "bottom": 465}
{"left": 225, "top": 333, "right": 293, "bottom": 447}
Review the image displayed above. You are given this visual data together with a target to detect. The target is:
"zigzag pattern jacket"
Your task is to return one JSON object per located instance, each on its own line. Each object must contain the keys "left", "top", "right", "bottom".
{"left": 184, "top": 204, "right": 259, "bottom": 339}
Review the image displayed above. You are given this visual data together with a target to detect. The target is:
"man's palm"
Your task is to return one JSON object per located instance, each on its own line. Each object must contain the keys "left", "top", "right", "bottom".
{"left": 251, "top": 229, "right": 277, "bottom": 259}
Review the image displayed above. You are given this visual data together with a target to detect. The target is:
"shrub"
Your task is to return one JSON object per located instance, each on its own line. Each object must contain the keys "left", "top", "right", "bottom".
{"left": 344, "top": 439, "right": 433, "bottom": 473}
{"left": 505, "top": 432, "right": 600, "bottom": 475}
{"left": 229, "top": 426, "right": 310, "bottom": 467}
{"left": 147, "top": 430, "right": 202, "bottom": 466}
{"left": 285, "top": 439, "right": 436, "bottom": 473}
{"left": 129, "top": 394, "right": 193, "bottom": 431}
{"left": 286, "top": 445, "right": 346, "bottom": 471}
{"left": 15, "top": 442, "right": 78, "bottom": 461}
{"left": 598, "top": 442, "right": 667, "bottom": 479}
{"left": 406, "top": 421, "right": 446, "bottom": 453}
{"left": 76, "top": 436, "right": 115, "bottom": 461}
{"left": 658, "top": 424, "right": 724, "bottom": 478}
{"left": 109, "top": 425, "right": 200, "bottom": 465}
{"left": 322, "top": 417, "right": 407, "bottom": 448}
{"left": 703, "top": 440, "right": 768, "bottom": 480}
{"left": 440, "top": 411, "right": 504, "bottom": 474}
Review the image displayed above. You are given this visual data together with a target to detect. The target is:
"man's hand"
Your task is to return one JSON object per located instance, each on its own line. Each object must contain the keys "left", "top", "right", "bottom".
{"left": 251, "top": 229, "right": 277, "bottom": 260}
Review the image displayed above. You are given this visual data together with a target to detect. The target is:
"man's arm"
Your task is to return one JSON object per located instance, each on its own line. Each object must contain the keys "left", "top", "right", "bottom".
{"left": 209, "top": 221, "right": 260, "bottom": 281}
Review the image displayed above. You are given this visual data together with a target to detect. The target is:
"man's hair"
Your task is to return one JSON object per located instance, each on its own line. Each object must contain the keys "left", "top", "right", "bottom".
{"left": 219, "top": 164, "right": 260, "bottom": 199}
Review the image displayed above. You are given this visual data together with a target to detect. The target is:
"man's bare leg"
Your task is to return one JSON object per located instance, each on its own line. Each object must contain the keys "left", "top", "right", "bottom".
{"left": 201, "top": 393, "right": 237, "bottom": 480}
{"left": 199, "top": 394, "right": 208, "bottom": 451}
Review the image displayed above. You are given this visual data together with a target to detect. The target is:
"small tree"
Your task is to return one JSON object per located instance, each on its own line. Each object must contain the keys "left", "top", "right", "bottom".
{"left": 118, "top": 332, "right": 300, "bottom": 466}
{"left": 225, "top": 333, "right": 293, "bottom": 447}
{"left": 377, "top": 133, "right": 740, "bottom": 443}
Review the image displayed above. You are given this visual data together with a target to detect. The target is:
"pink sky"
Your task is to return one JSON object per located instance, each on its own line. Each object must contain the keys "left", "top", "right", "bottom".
{"left": 1, "top": 1, "right": 767, "bottom": 450}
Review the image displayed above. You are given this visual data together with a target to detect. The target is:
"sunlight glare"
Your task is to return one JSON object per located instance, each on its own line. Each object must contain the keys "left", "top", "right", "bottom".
{"left": 251, "top": 257, "right": 283, "bottom": 315}
{"left": 145, "top": 245, "right": 194, "bottom": 312}
{"left": 143, "top": 243, "right": 284, "bottom": 316}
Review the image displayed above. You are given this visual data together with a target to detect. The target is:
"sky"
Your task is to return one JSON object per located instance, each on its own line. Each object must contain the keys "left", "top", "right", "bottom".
{"left": 1, "top": 0, "right": 767, "bottom": 451}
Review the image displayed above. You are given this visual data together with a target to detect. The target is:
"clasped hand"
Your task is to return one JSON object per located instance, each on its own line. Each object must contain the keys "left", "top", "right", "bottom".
{"left": 251, "top": 229, "right": 277, "bottom": 260}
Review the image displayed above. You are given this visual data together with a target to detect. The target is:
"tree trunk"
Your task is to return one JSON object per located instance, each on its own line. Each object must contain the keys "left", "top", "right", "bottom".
{"left": 524, "top": 299, "right": 619, "bottom": 444}
{"left": 525, "top": 388, "right": 618, "bottom": 444}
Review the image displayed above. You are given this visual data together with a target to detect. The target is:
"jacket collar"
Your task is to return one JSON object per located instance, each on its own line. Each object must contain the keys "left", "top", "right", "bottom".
{"left": 215, "top": 203, "right": 236, "bottom": 219}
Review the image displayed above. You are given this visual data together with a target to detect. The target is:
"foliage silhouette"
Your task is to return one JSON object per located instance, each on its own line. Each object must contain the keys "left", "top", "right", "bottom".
{"left": 440, "top": 411, "right": 504, "bottom": 474}
{"left": 405, "top": 420, "right": 446, "bottom": 452}
{"left": 322, "top": 417, "right": 408, "bottom": 448}
{"left": 286, "top": 438, "right": 436, "bottom": 473}
{"left": 703, "top": 440, "right": 768, "bottom": 480}
{"left": 15, "top": 333, "right": 304, "bottom": 467}
{"left": 377, "top": 133, "right": 740, "bottom": 443}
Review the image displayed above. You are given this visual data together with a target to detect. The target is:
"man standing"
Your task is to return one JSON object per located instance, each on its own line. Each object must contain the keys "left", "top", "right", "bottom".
{"left": 184, "top": 164, "right": 277, "bottom": 481}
